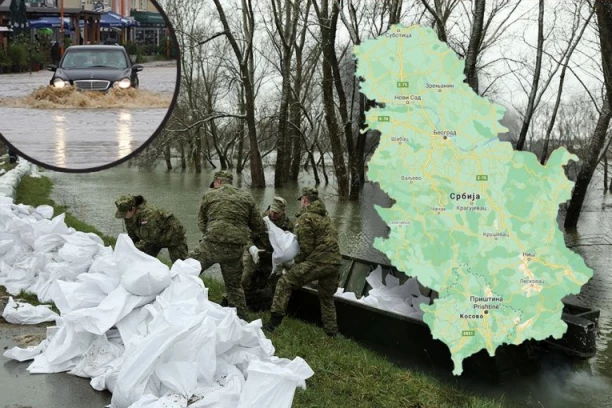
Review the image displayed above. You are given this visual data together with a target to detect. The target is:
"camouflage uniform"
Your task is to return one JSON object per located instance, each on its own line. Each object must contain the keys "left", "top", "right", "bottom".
{"left": 241, "top": 196, "right": 294, "bottom": 311}
{"left": 269, "top": 187, "right": 342, "bottom": 335}
{"left": 115, "top": 195, "right": 188, "bottom": 263}
{"left": 189, "top": 170, "right": 266, "bottom": 320}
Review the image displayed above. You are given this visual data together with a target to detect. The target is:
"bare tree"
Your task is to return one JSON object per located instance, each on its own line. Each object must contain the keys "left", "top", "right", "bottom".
{"left": 312, "top": 0, "right": 350, "bottom": 197}
{"left": 463, "top": 0, "right": 485, "bottom": 93}
{"left": 213, "top": 0, "right": 266, "bottom": 187}
{"left": 289, "top": 1, "right": 319, "bottom": 180}
{"left": 515, "top": 0, "right": 545, "bottom": 151}
{"left": 564, "top": 0, "right": 612, "bottom": 229}
{"left": 268, "top": 0, "right": 301, "bottom": 186}
{"left": 541, "top": 3, "right": 594, "bottom": 164}
{"left": 419, "top": 0, "right": 460, "bottom": 44}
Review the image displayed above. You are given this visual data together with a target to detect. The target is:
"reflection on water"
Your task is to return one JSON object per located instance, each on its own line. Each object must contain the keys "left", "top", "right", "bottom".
{"left": 53, "top": 113, "right": 66, "bottom": 168}
{"left": 0, "top": 107, "right": 166, "bottom": 169}
{"left": 45, "top": 165, "right": 612, "bottom": 407}
{"left": 117, "top": 111, "right": 133, "bottom": 160}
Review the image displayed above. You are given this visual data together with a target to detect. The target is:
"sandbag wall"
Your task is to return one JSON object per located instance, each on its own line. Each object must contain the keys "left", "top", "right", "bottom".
{"left": 0, "top": 191, "right": 314, "bottom": 408}
{"left": 0, "top": 158, "right": 37, "bottom": 199}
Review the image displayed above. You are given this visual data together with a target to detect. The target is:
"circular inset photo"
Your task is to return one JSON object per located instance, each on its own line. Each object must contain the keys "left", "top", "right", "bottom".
{"left": 0, "top": 0, "right": 180, "bottom": 172}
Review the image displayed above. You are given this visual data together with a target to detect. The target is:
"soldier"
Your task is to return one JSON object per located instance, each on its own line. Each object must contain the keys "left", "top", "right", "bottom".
{"left": 241, "top": 196, "right": 294, "bottom": 311}
{"left": 114, "top": 195, "right": 188, "bottom": 263}
{"left": 264, "top": 187, "right": 342, "bottom": 337}
{"left": 190, "top": 170, "right": 266, "bottom": 320}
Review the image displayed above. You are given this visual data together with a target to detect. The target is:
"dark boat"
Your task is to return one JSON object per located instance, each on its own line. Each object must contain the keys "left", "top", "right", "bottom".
{"left": 287, "top": 254, "right": 599, "bottom": 380}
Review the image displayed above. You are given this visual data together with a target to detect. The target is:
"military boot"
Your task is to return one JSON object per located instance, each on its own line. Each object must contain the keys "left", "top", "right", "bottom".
{"left": 263, "top": 312, "right": 284, "bottom": 332}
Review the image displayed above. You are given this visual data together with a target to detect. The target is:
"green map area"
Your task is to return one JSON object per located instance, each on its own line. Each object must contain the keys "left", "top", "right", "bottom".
{"left": 355, "top": 24, "right": 593, "bottom": 375}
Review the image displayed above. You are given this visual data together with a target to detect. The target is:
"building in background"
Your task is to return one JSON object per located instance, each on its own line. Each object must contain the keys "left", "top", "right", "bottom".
{"left": 129, "top": 0, "right": 164, "bottom": 52}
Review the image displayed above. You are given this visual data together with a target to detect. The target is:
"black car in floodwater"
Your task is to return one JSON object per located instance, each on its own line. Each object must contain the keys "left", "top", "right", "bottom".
{"left": 47, "top": 45, "right": 143, "bottom": 91}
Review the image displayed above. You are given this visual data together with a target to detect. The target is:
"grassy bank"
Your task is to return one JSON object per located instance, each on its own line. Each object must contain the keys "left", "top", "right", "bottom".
{"left": 15, "top": 175, "right": 116, "bottom": 247}
{"left": 8, "top": 174, "right": 510, "bottom": 408}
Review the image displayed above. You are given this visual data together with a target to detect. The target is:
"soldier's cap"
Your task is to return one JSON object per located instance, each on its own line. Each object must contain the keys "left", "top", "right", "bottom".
{"left": 209, "top": 170, "right": 233, "bottom": 188}
{"left": 297, "top": 186, "right": 318, "bottom": 201}
{"left": 270, "top": 196, "right": 287, "bottom": 213}
{"left": 115, "top": 195, "right": 136, "bottom": 219}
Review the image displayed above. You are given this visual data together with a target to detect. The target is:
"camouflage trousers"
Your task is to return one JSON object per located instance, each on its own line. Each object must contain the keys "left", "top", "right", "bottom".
{"left": 138, "top": 240, "right": 188, "bottom": 263}
{"left": 241, "top": 249, "right": 277, "bottom": 311}
{"left": 271, "top": 261, "right": 340, "bottom": 334}
{"left": 189, "top": 239, "right": 249, "bottom": 320}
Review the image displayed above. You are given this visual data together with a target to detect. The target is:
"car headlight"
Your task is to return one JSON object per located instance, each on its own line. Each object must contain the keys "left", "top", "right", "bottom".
{"left": 53, "top": 78, "right": 68, "bottom": 88}
{"left": 113, "top": 78, "right": 131, "bottom": 89}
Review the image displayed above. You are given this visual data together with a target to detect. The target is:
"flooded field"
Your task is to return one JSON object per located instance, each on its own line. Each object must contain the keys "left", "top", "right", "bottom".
{"left": 0, "top": 61, "right": 177, "bottom": 170}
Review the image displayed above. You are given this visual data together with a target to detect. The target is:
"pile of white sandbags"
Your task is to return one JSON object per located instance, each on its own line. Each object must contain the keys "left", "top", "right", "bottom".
{"left": 0, "top": 195, "right": 314, "bottom": 408}
{"left": 0, "top": 158, "right": 37, "bottom": 198}
{"left": 334, "top": 266, "right": 431, "bottom": 320}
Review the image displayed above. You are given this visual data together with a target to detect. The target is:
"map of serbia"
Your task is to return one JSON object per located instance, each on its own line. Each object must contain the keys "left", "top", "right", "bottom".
{"left": 356, "top": 24, "right": 593, "bottom": 375}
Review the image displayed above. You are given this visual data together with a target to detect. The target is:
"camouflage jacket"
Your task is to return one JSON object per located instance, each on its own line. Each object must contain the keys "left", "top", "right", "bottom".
{"left": 294, "top": 200, "right": 342, "bottom": 265}
{"left": 198, "top": 184, "right": 266, "bottom": 246}
{"left": 124, "top": 204, "right": 185, "bottom": 249}
{"left": 250, "top": 210, "right": 294, "bottom": 252}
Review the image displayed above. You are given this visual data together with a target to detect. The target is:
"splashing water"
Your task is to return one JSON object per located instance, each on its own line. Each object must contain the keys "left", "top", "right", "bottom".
{"left": 0, "top": 86, "right": 172, "bottom": 109}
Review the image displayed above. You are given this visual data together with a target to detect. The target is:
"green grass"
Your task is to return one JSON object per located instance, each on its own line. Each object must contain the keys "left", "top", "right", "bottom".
{"left": 10, "top": 174, "right": 510, "bottom": 408}
{"left": 0, "top": 160, "right": 17, "bottom": 172}
{"left": 200, "top": 277, "right": 510, "bottom": 408}
{"left": 15, "top": 289, "right": 59, "bottom": 315}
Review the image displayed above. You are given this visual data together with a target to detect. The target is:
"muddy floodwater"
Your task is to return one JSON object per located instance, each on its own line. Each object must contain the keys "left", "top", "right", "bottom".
{"left": 41, "top": 163, "right": 612, "bottom": 408}
{"left": 0, "top": 61, "right": 177, "bottom": 170}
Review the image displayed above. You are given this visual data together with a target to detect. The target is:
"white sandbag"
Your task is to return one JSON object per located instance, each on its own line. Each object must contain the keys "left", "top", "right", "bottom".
{"left": 33, "top": 233, "right": 67, "bottom": 254}
{"left": 33, "top": 213, "right": 71, "bottom": 238}
{"left": 0, "top": 239, "right": 14, "bottom": 255}
{"left": 58, "top": 234, "right": 101, "bottom": 263}
{"left": 264, "top": 216, "right": 299, "bottom": 274}
{"left": 28, "top": 324, "right": 98, "bottom": 374}
{"left": 3, "top": 337, "right": 49, "bottom": 361}
{"left": 90, "top": 355, "right": 123, "bottom": 393}
{"left": 2, "top": 325, "right": 56, "bottom": 362}
{"left": 111, "top": 307, "right": 209, "bottom": 408}
{"left": 43, "top": 271, "right": 115, "bottom": 314}
{"left": 35, "top": 205, "right": 54, "bottom": 220}
{"left": 335, "top": 266, "right": 431, "bottom": 320}
{"left": 155, "top": 361, "right": 199, "bottom": 397}
{"left": 187, "top": 369, "right": 244, "bottom": 408}
{"left": 2, "top": 296, "right": 59, "bottom": 324}
{"left": 169, "top": 258, "right": 202, "bottom": 278}
{"left": 236, "top": 357, "right": 314, "bottom": 408}
{"left": 69, "top": 333, "right": 125, "bottom": 378}
{"left": 62, "top": 286, "right": 155, "bottom": 336}
{"left": 128, "top": 393, "right": 188, "bottom": 408}
{"left": 115, "top": 307, "right": 151, "bottom": 348}
{"left": 115, "top": 234, "right": 172, "bottom": 296}
{"left": 89, "top": 255, "right": 122, "bottom": 280}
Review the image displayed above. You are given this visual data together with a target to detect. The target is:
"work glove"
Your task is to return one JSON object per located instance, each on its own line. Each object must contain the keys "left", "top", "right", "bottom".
{"left": 249, "top": 245, "right": 264, "bottom": 265}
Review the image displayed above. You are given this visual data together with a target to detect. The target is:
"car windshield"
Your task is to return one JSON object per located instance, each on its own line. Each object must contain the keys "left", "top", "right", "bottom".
{"left": 60, "top": 49, "right": 128, "bottom": 69}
